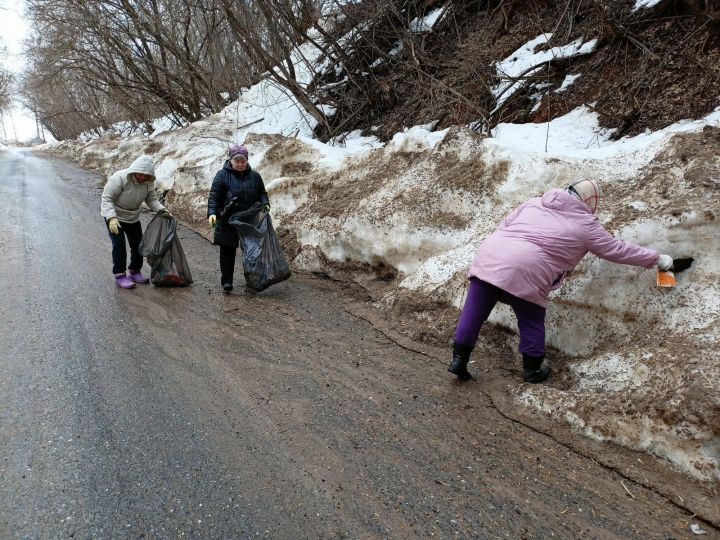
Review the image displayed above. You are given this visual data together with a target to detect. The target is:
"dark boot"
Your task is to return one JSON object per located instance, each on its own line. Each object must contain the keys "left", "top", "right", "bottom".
{"left": 522, "top": 354, "right": 551, "bottom": 384}
{"left": 448, "top": 342, "right": 474, "bottom": 381}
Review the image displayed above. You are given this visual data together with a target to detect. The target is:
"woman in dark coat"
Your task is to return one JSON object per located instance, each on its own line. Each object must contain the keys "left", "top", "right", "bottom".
{"left": 207, "top": 145, "right": 270, "bottom": 292}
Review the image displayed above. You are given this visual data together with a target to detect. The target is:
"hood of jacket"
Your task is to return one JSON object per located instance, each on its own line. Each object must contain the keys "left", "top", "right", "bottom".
{"left": 126, "top": 155, "right": 156, "bottom": 181}
{"left": 541, "top": 188, "right": 592, "bottom": 215}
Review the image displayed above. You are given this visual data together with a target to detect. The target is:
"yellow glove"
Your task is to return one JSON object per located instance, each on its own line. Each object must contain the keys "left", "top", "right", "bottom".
{"left": 108, "top": 217, "right": 121, "bottom": 235}
{"left": 208, "top": 214, "right": 217, "bottom": 228}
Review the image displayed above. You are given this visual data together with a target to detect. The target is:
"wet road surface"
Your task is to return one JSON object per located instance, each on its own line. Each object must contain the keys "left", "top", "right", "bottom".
{"left": 1, "top": 149, "right": 717, "bottom": 538}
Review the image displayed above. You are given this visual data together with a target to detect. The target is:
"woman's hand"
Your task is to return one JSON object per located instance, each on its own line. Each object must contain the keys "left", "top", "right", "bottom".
{"left": 108, "top": 217, "right": 121, "bottom": 235}
{"left": 208, "top": 215, "right": 217, "bottom": 227}
{"left": 657, "top": 254, "right": 673, "bottom": 271}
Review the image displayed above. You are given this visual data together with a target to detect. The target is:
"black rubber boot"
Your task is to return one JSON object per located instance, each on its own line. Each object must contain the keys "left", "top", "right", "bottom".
{"left": 522, "top": 354, "right": 551, "bottom": 384}
{"left": 448, "top": 342, "right": 474, "bottom": 381}
{"left": 222, "top": 283, "right": 233, "bottom": 293}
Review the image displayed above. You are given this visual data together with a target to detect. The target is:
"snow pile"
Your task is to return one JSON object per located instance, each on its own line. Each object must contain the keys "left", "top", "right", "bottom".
{"left": 76, "top": 115, "right": 184, "bottom": 142}
{"left": 492, "top": 34, "right": 597, "bottom": 109}
{"left": 410, "top": 8, "right": 446, "bottom": 32}
{"left": 237, "top": 104, "right": 717, "bottom": 484}
{"left": 40, "top": 49, "right": 720, "bottom": 482}
{"left": 634, "top": 0, "right": 663, "bottom": 11}
{"left": 266, "top": 107, "right": 720, "bottom": 483}
{"left": 555, "top": 73, "right": 581, "bottom": 93}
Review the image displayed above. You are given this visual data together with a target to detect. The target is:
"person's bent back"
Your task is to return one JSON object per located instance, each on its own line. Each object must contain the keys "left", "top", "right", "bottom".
{"left": 449, "top": 179, "right": 673, "bottom": 384}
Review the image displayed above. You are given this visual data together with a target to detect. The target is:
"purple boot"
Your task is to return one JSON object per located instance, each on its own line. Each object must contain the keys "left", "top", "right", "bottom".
{"left": 115, "top": 273, "right": 136, "bottom": 289}
{"left": 128, "top": 269, "right": 150, "bottom": 284}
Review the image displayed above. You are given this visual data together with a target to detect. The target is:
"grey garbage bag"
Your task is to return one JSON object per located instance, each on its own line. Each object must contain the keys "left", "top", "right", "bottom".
{"left": 139, "top": 214, "right": 193, "bottom": 286}
{"left": 228, "top": 203, "right": 291, "bottom": 292}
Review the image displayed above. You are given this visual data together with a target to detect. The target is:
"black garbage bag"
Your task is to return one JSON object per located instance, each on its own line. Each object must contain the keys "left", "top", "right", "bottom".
{"left": 139, "top": 213, "right": 193, "bottom": 287}
{"left": 228, "top": 203, "right": 291, "bottom": 292}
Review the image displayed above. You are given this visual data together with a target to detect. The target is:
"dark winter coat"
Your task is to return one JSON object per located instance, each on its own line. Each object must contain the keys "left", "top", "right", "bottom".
{"left": 207, "top": 161, "right": 269, "bottom": 247}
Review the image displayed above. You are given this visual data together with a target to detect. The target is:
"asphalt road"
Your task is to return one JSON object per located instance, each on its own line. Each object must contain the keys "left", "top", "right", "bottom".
{"left": 1, "top": 149, "right": 717, "bottom": 539}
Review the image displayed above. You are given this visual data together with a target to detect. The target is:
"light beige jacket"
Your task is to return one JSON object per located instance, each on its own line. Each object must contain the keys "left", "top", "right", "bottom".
{"left": 100, "top": 155, "right": 165, "bottom": 223}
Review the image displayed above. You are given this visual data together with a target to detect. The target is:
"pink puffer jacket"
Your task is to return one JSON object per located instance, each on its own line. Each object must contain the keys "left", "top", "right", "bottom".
{"left": 468, "top": 189, "right": 660, "bottom": 307}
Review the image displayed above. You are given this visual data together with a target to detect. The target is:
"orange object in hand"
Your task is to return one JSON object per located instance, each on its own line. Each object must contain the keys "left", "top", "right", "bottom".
{"left": 656, "top": 270, "right": 676, "bottom": 288}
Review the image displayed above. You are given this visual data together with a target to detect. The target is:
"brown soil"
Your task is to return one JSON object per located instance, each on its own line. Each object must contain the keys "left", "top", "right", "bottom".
{"left": 305, "top": 152, "right": 417, "bottom": 219}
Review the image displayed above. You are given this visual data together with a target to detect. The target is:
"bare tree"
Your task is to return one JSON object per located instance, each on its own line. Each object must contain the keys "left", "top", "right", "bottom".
{"left": 217, "top": 0, "right": 332, "bottom": 129}
{"left": 0, "top": 65, "right": 13, "bottom": 112}
{"left": 21, "top": 0, "right": 250, "bottom": 139}
{"left": 0, "top": 42, "right": 15, "bottom": 142}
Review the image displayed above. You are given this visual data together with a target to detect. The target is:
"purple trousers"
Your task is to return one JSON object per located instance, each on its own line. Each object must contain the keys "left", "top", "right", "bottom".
{"left": 454, "top": 278, "right": 546, "bottom": 357}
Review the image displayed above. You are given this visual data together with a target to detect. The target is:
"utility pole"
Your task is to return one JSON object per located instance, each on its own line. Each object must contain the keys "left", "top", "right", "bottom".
{"left": 8, "top": 110, "right": 17, "bottom": 142}
{"left": 34, "top": 100, "right": 40, "bottom": 140}
{"left": 0, "top": 109, "right": 7, "bottom": 143}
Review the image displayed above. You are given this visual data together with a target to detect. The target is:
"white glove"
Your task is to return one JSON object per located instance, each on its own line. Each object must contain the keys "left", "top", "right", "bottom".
{"left": 657, "top": 254, "right": 673, "bottom": 271}
{"left": 208, "top": 214, "right": 217, "bottom": 227}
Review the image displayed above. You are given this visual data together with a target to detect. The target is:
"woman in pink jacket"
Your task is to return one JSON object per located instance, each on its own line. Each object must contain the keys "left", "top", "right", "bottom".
{"left": 449, "top": 180, "right": 674, "bottom": 384}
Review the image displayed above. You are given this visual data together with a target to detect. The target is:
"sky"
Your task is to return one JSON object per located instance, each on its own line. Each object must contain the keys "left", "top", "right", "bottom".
{"left": 0, "top": 0, "right": 43, "bottom": 142}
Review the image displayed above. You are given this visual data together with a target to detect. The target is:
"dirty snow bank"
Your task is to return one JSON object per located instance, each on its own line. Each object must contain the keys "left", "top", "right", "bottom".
{"left": 41, "top": 81, "right": 720, "bottom": 482}
{"left": 264, "top": 112, "right": 719, "bottom": 486}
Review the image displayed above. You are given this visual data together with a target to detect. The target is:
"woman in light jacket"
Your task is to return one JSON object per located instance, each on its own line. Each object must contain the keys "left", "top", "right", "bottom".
{"left": 449, "top": 180, "right": 674, "bottom": 384}
{"left": 100, "top": 155, "right": 170, "bottom": 289}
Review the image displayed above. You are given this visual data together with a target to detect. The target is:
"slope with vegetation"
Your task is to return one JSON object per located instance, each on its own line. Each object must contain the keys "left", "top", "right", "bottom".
{"left": 313, "top": 0, "right": 719, "bottom": 140}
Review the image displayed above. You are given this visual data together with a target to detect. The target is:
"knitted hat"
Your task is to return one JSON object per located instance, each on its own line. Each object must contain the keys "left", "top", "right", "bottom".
{"left": 228, "top": 145, "right": 249, "bottom": 160}
{"left": 568, "top": 179, "right": 601, "bottom": 214}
